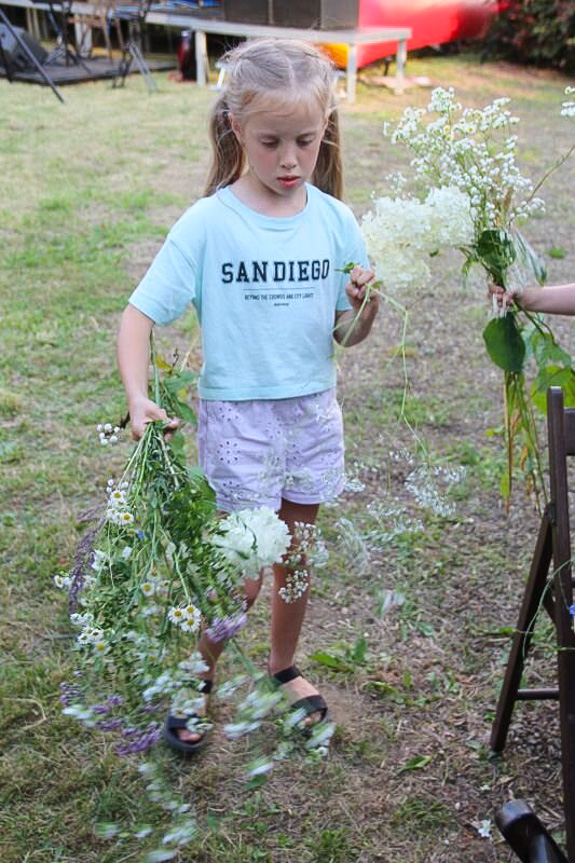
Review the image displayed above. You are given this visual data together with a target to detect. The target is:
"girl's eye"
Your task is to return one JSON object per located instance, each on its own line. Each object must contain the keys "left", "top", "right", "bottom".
{"left": 261, "top": 140, "right": 278, "bottom": 149}
{"left": 297, "top": 138, "right": 315, "bottom": 148}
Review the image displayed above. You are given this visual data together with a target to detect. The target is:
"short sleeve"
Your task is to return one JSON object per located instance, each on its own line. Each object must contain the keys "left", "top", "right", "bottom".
{"left": 335, "top": 211, "right": 369, "bottom": 311}
{"left": 129, "top": 237, "right": 198, "bottom": 326}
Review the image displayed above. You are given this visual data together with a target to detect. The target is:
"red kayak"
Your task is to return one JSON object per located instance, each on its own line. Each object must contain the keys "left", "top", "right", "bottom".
{"left": 325, "top": 0, "right": 498, "bottom": 68}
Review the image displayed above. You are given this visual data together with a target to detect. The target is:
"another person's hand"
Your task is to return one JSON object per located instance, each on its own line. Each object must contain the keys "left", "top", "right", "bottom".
{"left": 488, "top": 282, "right": 518, "bottom": 313}
{"left": 128, "top": 395, "right": 179, "bottom": 441}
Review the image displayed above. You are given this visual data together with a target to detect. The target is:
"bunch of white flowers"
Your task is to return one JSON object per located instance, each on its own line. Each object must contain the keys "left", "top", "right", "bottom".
{"left": 389, "top": 86, "right": 545, "bottom": 232}
{"left": 210, "top": 507, "right": 291, "bottom": 579}
{"left": 361, "top": 186, "right": 474, "bottom": 292}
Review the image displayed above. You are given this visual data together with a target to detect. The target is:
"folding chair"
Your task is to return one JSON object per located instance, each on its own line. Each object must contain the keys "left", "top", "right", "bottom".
{"left": 111, "top": 0, "right": 157, "bottom": 91}
{"left": 491, "top": 386, "right": 575, "bottom": 861}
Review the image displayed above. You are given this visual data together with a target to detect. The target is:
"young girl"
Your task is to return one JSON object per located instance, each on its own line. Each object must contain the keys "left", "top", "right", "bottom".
{"left": 117, "top": 38, "right": 379, "bottom": 755}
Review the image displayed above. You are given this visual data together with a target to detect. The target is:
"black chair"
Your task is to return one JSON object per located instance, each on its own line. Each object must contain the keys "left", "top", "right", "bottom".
{"left": 36, "top": 0, "right": 90, "bottom": 70}
{"left": 496, "top": 800, "right": 568, "bottom": 863}
{"left": 0, "top": 7, "right": 64, "bottom": 101}
{"left": 111, "top": 0, "right": 156, "bottom": 91}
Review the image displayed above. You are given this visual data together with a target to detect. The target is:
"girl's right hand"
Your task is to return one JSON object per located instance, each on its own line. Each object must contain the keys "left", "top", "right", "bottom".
{"left": 128, "top": 395, "right": 179, "bottom": 441}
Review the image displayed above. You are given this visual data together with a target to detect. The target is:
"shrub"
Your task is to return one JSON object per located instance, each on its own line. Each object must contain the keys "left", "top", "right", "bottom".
{"left": 484, "top": 0, "right": 575, "bottom": 72}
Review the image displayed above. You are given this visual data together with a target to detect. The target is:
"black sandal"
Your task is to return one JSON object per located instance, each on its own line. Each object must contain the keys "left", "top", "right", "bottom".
{"left": 163, "top": 679, "right": 213, "bottom": 756}
{"left": 271, "top": 665, "right": 328, "bottom": 725}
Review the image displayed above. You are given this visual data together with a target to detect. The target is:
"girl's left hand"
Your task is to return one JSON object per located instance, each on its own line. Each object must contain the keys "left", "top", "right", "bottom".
{"left": 346, "top": 265, "right": 378, "bottom": 317}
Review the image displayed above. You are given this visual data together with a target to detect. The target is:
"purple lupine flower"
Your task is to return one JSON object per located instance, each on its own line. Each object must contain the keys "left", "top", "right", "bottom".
{"left": 115, "top": 724, "right": 162, "bottom": 755}
{"left": 95, "top": 718, "right": 124, "bottom": 732}
{"left": 59, "top": 682, "right": 83, "bottom": 705}
{"left": 206, "top": 612, "right": 248, "bottom": 642}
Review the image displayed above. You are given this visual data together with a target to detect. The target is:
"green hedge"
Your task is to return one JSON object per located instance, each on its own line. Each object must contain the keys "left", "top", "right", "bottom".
{"left": 484, "top": 0, "right": 575, "bottom": 72}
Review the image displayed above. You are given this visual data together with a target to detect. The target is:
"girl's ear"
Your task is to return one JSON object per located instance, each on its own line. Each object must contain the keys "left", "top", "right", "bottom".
{"left": 229, "top": 113, "right": 243, "bottom": 144}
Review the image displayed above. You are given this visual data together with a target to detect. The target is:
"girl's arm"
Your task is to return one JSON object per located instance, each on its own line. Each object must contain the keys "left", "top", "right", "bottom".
{"left": 334, "top": 265, "right": 379, "bottom": 347}
{"left": 491, "top": 282, "right": 575, "bottom": 315}
{"left": 117, "top": 304, "right": 179, "bottom": 440}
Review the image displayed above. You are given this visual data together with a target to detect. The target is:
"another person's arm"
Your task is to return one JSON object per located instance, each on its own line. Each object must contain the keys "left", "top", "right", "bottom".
{"left": 491, "top": 282, "right": 575, "bottom": 315}
{"left": 117, "top": 304, "right": 179, "bottom": 440}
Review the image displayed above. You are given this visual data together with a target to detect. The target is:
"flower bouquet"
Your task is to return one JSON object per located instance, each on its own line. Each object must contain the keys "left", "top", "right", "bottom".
{"left": 56, "top": 353, "right": 333, "bottom": 859}
{"left": 360, "top": 86, "right": 575, "bottom": 504}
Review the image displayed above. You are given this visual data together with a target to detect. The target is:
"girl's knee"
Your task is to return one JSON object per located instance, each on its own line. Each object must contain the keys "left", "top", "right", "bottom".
{"left": 243, "top": 574, "right": 263, "bottom": 609}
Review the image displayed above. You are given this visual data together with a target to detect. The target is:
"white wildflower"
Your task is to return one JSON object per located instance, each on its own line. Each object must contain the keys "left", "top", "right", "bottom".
{"left": 54, "top": 572, "right": 71, "bottom": 589}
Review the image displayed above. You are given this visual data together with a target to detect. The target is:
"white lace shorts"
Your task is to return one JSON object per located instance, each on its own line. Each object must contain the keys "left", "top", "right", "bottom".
{"left": 197, "top": 389, "right": 345, "bottom": 512}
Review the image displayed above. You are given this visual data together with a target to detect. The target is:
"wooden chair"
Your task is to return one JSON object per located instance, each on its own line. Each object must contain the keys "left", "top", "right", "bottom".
{"left": 496, "top": 800, "right": 569, "bottom": 863}
{"left": 491, "top": 386, "right": 575, "bottom": 861}
{"left": 69, "top": 0, "right": 124, "bottom": 61}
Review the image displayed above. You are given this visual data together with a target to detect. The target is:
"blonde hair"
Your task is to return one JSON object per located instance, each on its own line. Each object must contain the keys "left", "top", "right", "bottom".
{"left": 204, "top": 39, "right": 343, "bottom": 200}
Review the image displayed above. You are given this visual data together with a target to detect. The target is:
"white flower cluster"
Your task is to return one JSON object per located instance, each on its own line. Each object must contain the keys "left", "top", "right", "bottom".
{"left": 389, "top": 87, "right": 545, "bottom": 234}
{"left": 210, "top": 506, "right": 291, "bottom": 579}
{"left": 361, "top": 186, "right": 474, "bottom": 292}
{"left": 96, "top": 422, "right": 121, "bottom": 446}
{"left": 54, "top": 572, "right": 71, "bottom": 589}
{"left": 336, "top": 516, "right": 370, "bottom": 575}
{"left": 365, "top": 501, "right": 424, "bottom": 549}
{"left": 290, "top": 521, "right": 328, "bottom": 569}
{"left": 405, "top": 464, "right": 466, "bottom": 518}
{"left": 561, "top": 86, "right": 575, "bottom": 118}
{"left": 105, "top": 479, "right": 135, "bottom": 528}
{"left": 142, "top": 653, "right": 209, "bottom": 703}
{"left": 278, "top": 568, "right": 309, "bottom": 604}
{"left": 167, "top": 602, "right": 202, "bottom": 633}
{"left": 224, "top": 688, "right": 283, "bottom": 739}
{"left": 77, "top": 625, "right": 106, "bottom": 651}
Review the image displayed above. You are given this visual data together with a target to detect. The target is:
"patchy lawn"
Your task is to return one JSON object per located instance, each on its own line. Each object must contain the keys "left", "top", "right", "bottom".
{"left": 1, "top": 54, "right": 574, "bottom": 862}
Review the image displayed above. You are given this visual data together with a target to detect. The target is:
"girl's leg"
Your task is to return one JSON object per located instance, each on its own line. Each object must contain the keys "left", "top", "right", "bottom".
{"left": 269, "top": 499, "right": 323, "bottom": 724}
{"left": 177, "top": 573, "right": 262, "bottom": 744}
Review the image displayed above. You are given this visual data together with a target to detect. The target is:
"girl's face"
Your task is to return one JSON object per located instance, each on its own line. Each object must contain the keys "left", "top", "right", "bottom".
{"left": 231, "top": 95, "right": 328, "bottom": 212}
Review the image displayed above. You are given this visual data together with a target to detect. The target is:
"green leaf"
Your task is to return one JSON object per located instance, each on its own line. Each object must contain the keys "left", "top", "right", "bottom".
{"left": 163, "top": 370, "right": 197, "bottom": 393}
{"left": 513, "top": 230, "right": 547, "bottom": 286}
{"left": 461, "top": 255, "right": 477, "bottom": 289}
{"left": 173, "top": 400, "right": 197, "bottom": 425}
{"left": 483, "top": 316, "right": 526, "bottom": 373}
{"left": 531, "top": 366, "right": 575, "bottom": 412}
{"left": 397, "top": 754, "right": 432, "bottom": 774}
{"left": 476, "top": 229, "right": 516, "bottom": 286}
{"left": 529, "top": 329, "right": 572, "bottom": 371}
{"left": 310, "top": 650, "right": 353, "bottom": 672}
{"left": 547, "top": 247, "right": 567, "bottom": 260}
{"left": 346, "top": 637, "right": 368, "bottom": 664}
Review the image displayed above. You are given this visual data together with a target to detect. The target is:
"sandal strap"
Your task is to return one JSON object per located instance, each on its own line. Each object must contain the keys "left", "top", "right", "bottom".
{"left": 198, "top": 678, "right": 213, "bottom": 694}
{"left": 291, "top": 694, "right": 328, "bottom": 722}
{"left": 272, "top": 665, "right": 302, "bottom": 685}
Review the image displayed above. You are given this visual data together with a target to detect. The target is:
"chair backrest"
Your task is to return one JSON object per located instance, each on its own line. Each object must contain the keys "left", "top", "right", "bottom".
{"left": 546, "top": 386, "right": 575, "bottom": 649}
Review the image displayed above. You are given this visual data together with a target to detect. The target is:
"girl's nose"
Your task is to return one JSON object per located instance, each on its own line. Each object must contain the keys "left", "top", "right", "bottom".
{"left": 279, "top": 149, "right": 297, "bottom": 170}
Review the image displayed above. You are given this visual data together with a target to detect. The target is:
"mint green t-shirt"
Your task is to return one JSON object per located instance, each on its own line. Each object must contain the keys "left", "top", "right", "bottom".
{"left": 129, "top": 184, "right": 368, "bottom": 400}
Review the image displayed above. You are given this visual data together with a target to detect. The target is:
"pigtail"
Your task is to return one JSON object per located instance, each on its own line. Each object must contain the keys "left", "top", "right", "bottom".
{"left": 203, "top": 94, "right": 245, "bottom": 197}
{"left": 313, "top": 109, "right": 343, "bottom": 200}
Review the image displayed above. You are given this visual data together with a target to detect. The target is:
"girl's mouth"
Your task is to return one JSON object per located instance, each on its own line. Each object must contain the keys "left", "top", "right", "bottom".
{"left": 277, "top": 177, "right": 300, "bottom": 188}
